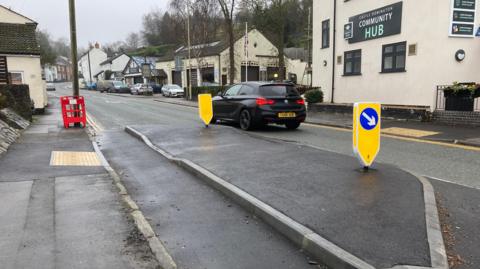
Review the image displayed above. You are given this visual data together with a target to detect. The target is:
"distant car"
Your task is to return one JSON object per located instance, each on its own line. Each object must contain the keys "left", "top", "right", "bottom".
{"left": 130, "top": 83, "right": 153, "bottom": 95}
{"left": 149, "top": 83, "right": 163, "bottom": 94}
{"left": 212, "top": 82, "right": 306, "bottom": 130}
{"left": 98, "top": 80, "right": 130, "bottom": 93}
{"left": 86, "top": 82, "right": 97, "bottom": 91}
{"left": 161, "top": 84, "right": 184, "bottom": 97}
{"left": 46, "top": 82, "right": 56, "bottom": 91}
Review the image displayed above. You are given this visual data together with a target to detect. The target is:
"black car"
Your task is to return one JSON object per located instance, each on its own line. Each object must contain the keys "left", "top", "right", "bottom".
{"left": 149, "top": 83, "right": 163, "bottom": 94}
{"left": 212, "top": 82, "right": 306, "bottom": 130}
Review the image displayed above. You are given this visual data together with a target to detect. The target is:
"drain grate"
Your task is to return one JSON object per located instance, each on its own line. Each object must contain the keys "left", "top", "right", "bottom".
{"left": 50, "top": 151, "right": 102, "bottom": 166}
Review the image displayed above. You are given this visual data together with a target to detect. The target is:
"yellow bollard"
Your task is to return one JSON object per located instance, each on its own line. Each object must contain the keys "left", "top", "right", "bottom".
{"left": 198, "top": 94, "right": 213, "bottom": 127}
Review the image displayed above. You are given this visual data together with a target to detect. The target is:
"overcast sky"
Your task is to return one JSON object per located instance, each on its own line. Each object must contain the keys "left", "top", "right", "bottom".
{"left": 1, "top": 0, "right": 169, "bottom": 47}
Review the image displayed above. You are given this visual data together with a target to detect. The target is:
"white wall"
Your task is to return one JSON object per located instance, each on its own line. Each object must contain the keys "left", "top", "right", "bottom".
{"left": 0, "top": 6, "right": 34, "bottom": 24}
{"left": 313, "top": 0, "right": 480, "bottom": 109}
{"left": 78, "top": 48, "right": 107, "bottom": 83}
{"left": 7, "top": 55, "right": 47, "bottom": 109}
{"left": 220, "top": 29, "right": 280, "bottom": 83}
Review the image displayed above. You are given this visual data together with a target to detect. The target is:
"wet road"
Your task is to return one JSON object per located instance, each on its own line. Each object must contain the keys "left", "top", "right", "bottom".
{"left": 54, "top": 84, "right": 480, "bottom": 190}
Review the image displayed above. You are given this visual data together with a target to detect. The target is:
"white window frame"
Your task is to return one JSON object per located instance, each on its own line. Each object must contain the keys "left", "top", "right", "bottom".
{"left": 10, "top": 71, "right": 24, "bottom": 84}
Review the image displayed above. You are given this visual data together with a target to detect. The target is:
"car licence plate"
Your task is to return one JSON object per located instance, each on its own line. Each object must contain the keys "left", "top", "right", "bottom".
{"left": 278, "top": 112, "right": 296, "bottom": 118}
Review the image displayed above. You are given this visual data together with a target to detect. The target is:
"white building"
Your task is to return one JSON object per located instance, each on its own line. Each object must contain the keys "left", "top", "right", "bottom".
{"left": 78, "top": 43, "right": 107, "bottom": 84}
{"left": 98, "top": 53, "right": 131, "bottom": 81}
{"left": 0, "top": 5, "right": 47, "bottom": 111}
{"left": 156, "top": 29, "right": 299, "bottom": 87}
{"left": 313, "top": 0, "right": 480, "bottom": 111}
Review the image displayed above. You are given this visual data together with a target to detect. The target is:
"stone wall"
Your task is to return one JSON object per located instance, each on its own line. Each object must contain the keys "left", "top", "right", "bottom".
{"left": 432, "top": 111, "right": 480, "bottom": 127}
{"left": 0, "top": 84, "right": 32, "bottom": 156}
{"left": 308, "top": 103, "right": 432, "bottom": 121}
{"left": 0, "top": 84, "right": 32, "bottom": 121}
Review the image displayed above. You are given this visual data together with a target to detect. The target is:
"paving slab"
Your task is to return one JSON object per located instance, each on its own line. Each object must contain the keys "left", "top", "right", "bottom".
{"left": 131, "top": 124, "right": 432, "bottom": 269}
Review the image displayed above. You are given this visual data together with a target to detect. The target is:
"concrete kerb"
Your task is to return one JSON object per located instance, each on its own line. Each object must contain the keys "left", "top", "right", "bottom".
{"left": 92, "top": 141, "right": 177, "bottom": 269}
{"left": 126, "top": 125, "right": 450, "bottom": 269}
{"left": 125, "top": 125, "right": 376, "bottom": 269}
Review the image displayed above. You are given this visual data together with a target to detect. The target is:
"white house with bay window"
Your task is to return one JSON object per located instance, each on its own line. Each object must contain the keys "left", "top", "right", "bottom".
{"left": 313, "top": 0, "right": 480, "bottom": 111}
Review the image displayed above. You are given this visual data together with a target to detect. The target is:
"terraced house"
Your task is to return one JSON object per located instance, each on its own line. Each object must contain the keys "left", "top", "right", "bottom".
{"left": 313, "top": 0, "right": 480, "bottom": 119}
{"left": 0, "top": 5, "right": 47, "bottom": 111}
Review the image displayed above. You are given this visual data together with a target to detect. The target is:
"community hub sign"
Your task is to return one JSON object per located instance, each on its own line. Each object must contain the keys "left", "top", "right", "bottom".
{"left": 345, "top": 2, "right": 403, "bottom": 43}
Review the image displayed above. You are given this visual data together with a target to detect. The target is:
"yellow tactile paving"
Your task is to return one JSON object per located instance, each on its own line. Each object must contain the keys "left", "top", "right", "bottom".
{"left": 381, "top": 127, "right": 440, "bottom": 138}
{"left": 50, "top": 151, "right": 102, "bottom": 166}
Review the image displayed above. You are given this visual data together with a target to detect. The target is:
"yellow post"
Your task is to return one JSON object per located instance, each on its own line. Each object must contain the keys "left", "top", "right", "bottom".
{"left": 198, "top": 94, "right": 213, "bottom": 127}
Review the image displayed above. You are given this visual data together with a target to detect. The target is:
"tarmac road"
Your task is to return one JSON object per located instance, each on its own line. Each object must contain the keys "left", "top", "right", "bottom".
{"left": 55, "top": 84, "right": 480, "bottom": 190}
{"left": 54, "top": 83, "right": 480, "bottom": 268}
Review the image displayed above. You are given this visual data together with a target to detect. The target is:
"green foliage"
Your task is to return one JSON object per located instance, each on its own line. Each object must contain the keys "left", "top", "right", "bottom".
{"left": 304, "top": 88, "right": 323, "bottom": 103}
{"left": 129, "top": 44, "right": 176, "bottom": 57}
{"left": 36, "top": 30, "right": 57, "bottom": 66}
{"left": 444, "top": 82, "right": 480, "bottom": 98}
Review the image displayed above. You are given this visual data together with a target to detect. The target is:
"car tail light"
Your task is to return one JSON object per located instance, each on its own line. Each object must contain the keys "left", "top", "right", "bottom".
{"left": 256, "top": 97, "right": 275, "bottom": 106}
{"left": 296, "top": 99, "right": 305, "bottom": 105}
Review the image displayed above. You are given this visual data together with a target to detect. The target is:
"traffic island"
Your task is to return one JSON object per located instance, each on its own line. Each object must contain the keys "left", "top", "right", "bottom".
{"left": 125, "top": 124, "right": 448, "bottom": 269}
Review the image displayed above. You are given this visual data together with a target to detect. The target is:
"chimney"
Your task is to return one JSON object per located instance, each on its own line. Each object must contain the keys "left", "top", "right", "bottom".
{"left": 95, "top": 42, "right": 100, "bottom": 49}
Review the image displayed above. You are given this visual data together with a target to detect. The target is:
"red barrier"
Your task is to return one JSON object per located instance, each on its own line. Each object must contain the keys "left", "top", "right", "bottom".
{"left": 60, "top": 96, "right": 86, "bottom": 128}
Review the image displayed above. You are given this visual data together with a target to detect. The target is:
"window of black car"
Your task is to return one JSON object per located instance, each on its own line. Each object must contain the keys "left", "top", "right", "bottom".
{"left": 238, "top": 85, "right": 255, "bottom": 95}
{"left": 224, "top": 85, "right": 242, "bottom": 96}
{"left": 259, "top": 85, "right": 299, "bottom": 97}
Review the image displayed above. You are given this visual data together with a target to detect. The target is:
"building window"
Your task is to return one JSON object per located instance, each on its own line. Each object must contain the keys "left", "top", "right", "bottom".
{"left": 322, "top": 20, "right": 330, "bottom": 49}
{"left": 10, "top": 72, "right": 24, "bottom": 84}
{"left": 382, "top": 42, "right": 406, "bottom": 73}
{"left": 344, "top": 50, "right": 361, "bottom": 76}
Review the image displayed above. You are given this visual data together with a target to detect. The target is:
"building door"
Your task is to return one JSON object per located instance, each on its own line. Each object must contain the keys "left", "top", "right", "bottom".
{"left": 267, "top": 67, "right": 286, "bottom": 81}
{"left": 172, "top": 71, "right": 182, "bottom": 87}
{"left": 0, "top": 56, "right": 8, "bottom": 84}
{"left": 221, "top": 75, "right": 227, "bottom": 86}
{"left": 241, "top": 66, "right": 260, "bottom": 82}
{"left": 187, "top": 69, "right": 198, "bottom": 88}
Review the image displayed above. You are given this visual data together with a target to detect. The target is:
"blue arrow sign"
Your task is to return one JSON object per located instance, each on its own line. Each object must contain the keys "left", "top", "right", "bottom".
{"left": 360, "top": 108, "right": 379, "bottom": 131}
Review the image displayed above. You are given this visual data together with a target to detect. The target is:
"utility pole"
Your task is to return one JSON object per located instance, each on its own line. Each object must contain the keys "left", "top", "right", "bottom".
{"left": 187, "top": 2, "right": 192, "bottom": 100}
{"left": 245, "top": 22, "right": 248, "bottom": 82}
{"left": 69, "top": 0, "right": 79, "bottom": 96}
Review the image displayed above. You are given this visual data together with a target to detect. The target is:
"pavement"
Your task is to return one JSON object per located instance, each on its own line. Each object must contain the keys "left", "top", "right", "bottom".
{"left": 97, "top": 130, "right": 325, "bottom": 269}
{"left": 126, "top": 123, "right": 438, "bottom": 269}
{"left": 0, "top": 96, "right": 159, "bottom": 269}
{"left": 152, "top": 96, "right": 480, "bottom": 147}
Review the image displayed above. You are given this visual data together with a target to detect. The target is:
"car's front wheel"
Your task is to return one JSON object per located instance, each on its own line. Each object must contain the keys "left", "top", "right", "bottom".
{"left": 239, "top": 109, "right": 253, "bottom": 131}
{"left": 285, "top": 121, "right": 301, "bottom": 130}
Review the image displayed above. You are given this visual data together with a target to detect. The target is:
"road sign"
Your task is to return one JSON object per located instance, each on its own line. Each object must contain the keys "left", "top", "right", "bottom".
{"left": 353, "top": 103, "right": 381, "bottom": 168}
{"left": 198, "top": 94, "right": 213, "bottom": 127}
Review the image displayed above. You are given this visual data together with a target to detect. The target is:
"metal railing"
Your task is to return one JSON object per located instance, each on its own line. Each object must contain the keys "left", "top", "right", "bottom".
{"left": 435, "top": 85, "right": 480, "bottom": 112}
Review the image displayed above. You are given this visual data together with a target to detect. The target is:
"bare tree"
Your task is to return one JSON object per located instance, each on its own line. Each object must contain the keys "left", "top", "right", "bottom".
{"left": 217, "top": 0, "right": 236, "bottom": 84}
{"left": 125, "top": 32, "right": 141, "bottom": 50}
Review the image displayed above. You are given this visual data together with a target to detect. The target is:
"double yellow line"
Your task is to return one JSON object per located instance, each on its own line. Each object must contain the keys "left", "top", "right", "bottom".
{"left": 86, "top": 113, "right": 104, "bottom": 133}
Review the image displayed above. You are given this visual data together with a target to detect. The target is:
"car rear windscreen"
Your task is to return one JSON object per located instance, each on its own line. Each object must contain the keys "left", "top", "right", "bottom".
{"left": 259, "top": 85, "right": 299, "bottom": 97}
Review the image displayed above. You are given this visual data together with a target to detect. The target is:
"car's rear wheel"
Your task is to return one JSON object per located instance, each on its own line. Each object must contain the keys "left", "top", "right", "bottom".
{"left": 285, "top": 121, "right": 301, "bottom": 130}
{"left": 239, "top": 109, "right": 253, "bottom": 131}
